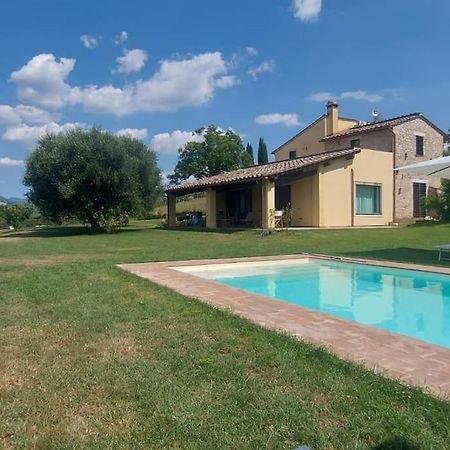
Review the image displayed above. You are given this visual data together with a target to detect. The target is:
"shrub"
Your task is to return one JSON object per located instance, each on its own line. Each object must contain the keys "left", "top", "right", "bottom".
{"left": 0, "top": 204, "right": 33, "bottom": 230}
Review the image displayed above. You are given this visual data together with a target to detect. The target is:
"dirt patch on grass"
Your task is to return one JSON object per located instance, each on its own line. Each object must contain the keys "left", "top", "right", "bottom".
{"left": 0, "top": 254, "right": 104, "bottom": 267}
{"left": 0, "top": 322, "right": 71, "bottom": 392}
{"left": 0, "top": 270, "right": 25, "bottom": 280}
{"left": 0, "top": 357, "right": 41, "bottom": 392}
{"left": 89, "top": 335, "right": 142, "bottom": 361}
{"left": 0, "top": 237, "right": 30, "bottom": 243}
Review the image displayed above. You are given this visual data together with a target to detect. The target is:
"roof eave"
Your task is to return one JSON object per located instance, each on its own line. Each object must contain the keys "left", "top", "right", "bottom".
{"left": 165, "top": 148, "right": 360, "bottom": 195}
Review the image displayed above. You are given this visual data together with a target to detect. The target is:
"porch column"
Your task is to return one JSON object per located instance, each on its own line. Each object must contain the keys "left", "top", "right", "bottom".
{"left": 261, "top": 178, "right": 275, "bottom": 229}
{"left": 206, "top": 187, "right": 217, "bottom": 228}
{"left": 167, "top": 193, "right": 176, "bottom": 227}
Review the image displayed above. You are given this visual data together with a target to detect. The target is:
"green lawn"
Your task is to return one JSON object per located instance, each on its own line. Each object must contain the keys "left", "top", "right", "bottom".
{"left": 1, "top": 221, "right": 449, "bottom": 449}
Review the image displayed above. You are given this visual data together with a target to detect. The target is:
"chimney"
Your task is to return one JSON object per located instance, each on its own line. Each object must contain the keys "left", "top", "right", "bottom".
{"left": 326, "top": 101, "right": 339, "bottom": 136}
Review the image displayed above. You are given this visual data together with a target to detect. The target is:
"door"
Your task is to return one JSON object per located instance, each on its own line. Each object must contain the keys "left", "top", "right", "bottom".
{"left": 413, "top": 182, "right": 427, "bottom": 218}
{"left": 275, "top": 185, "right": 291, "bottom": 210}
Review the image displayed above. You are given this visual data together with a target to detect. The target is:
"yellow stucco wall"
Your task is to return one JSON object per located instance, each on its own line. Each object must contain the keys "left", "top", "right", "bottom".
{"left": 252, "top": 184, "right": 262, "bottom": 226}
{"left": 275, "top": 117, "right": 326, "bottom": 161}
{"left": 289, "top": 149, "right": 394, "bottom": 227}
{"left": 261, "top": 179, "right": 275, "bottom": 229}
{"left": 319, "top": 158, "right": 353, "bottom": 227}
{"left": 290, "top": 175, "right": 319, "bottom": 226}
{"left": 351, "top": 149, "right": 394, "bottom": 226}
{"left": 205, "top": 188, "right": 217, "bottom": 228}
{"left": 275, "top": 116, "right": 358, "bottom": 161}
{"left": 338, "top": 118, "right": 359, "bottom": 131}
{"left": 321, "top": 150, "right": 394, "bottom": 226}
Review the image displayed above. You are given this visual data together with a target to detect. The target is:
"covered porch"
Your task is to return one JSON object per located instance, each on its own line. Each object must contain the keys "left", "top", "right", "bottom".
{"left": 165, "top": 148, "right": 359, "bottom": 229}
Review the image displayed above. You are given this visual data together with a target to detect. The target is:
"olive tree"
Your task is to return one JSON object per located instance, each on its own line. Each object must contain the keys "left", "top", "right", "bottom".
{"left": 24, "top": 127, "right": 162, "bottom": 231}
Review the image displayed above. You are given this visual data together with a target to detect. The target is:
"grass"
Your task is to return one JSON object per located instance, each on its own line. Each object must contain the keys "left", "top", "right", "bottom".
{"left": 1, "top": 221, "right": 449, "bottom": 448}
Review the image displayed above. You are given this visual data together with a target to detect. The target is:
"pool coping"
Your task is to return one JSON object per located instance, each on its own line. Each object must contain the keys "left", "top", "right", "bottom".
{"left": 118, "top": 254, "right": 450, "bottom": 400}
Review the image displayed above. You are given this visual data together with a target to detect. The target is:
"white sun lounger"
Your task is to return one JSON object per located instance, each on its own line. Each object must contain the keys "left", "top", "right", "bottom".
{"left": 436, "top": 244, "right": 450, "bottom": 261}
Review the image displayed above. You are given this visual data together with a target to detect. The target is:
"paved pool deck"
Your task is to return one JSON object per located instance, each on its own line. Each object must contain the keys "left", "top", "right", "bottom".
{"left": 119, "top": 254, "right": 450, "bottom": 400}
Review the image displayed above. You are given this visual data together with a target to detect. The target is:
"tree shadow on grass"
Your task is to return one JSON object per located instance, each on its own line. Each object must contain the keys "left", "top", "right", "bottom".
{"left": 342, "top": 247, "right": 442, "bottom": 266}
{"left": 369, "top": 437, "right": 421, "bottom": 450}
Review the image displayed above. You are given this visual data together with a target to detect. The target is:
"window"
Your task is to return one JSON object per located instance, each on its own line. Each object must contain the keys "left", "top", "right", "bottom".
{"left": 350, "top": 138, "right": 360, "bottom": 148}
{"left": 413, "top": 182, "right": 427, "bottom": 218}
{"left": 416, "top": 135, "right": 424, "bottom": 156}
{"left": 356, "top": 184, "right": 381, "bottom": 215}
{"left": 275, "top": 185, "right": 291, "bottom": 210}
{"left": 289, "top": 150, "right": 297, "bottom": 160}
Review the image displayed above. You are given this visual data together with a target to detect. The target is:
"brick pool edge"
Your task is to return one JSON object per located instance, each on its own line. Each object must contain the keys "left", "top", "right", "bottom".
{"left": 119, "top": 254, "right": 450, "bottom": 400}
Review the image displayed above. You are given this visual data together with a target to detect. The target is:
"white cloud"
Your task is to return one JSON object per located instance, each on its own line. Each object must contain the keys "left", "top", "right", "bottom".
{"left": 340, "top": 90, "right": 383, "bottom": 103}
{"left": 9, "top": 51, "right": 238, "bottom": 117}
{"left": 72, "top": 51, "right": 233, "bottom": 115}
{"left": 230, "top": 47, "right": 259, "bottom": 69}
{"left": 116, "top": 49, "right": 148, "bottom": 74}
{"left": 215, "top": 75, "right": 240, "bottom": 88}
{"left": 0, "top": 156, "right": 24, "bottom": 167}
{"left": 0, "top": 104, "right": 58, "bottom": 125}
{"left": 308, "top": 91, "right": 336, "bottom": 102}
{"left": 116, "top": 128, "right": 148, "bottom": 139}
{"left": 115, "top": 31, "right": 128, "bottom": 45}
{"left": 292, "top": 0, "right": 322, "bottom": 22}
{"left": 151, "top": 130, "right": 205, "bottom": 155}
{"left": 80, "top": 35, "right": 98, "bottom": 49}
{"left": 2, "top": 122, "right": 82, "bottom": 148}
{"left": 255, "top": 113, "right": 301, "bottom": 127}
{"left": 245, "top": 46, "right": 258, "bottom": 57}
{"left": 309, "top": 90, "right": 383, "bottom": 103}
{"left": 247, "top": 60, "right": 276, "bottom": 80}
{"left": 10, "top": 54, "right": 75, "bottom": 109}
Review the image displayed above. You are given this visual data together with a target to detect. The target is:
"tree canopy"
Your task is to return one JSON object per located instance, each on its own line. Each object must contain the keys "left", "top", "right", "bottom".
{"left": 169, "top": 126, "right": 252, "bottom": 184}
{"left": 24, "top": 127, "right": 162, "bottom": 231}
{"left": 245, "top": 143, "right": 254, "bottom": 166}
{"left": 257, "top": 138, "right": 269, "bottom": 165}
{"left": 0, "top": 204, "right": 32, "bottom": 230}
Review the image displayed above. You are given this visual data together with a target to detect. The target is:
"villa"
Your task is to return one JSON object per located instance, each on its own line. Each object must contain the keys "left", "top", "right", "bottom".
{"left": 166, "top": 102, "right": 446, "bottom": 228}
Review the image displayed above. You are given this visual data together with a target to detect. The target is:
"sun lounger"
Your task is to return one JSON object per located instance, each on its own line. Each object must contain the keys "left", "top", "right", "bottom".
{"left": 436, "top": 244, "right": 450, "bottom": 261}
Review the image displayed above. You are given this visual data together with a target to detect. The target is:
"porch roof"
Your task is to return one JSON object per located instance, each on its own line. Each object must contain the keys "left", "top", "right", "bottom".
{"left": 166, "top": 147, "right": 360, "bottom": 194}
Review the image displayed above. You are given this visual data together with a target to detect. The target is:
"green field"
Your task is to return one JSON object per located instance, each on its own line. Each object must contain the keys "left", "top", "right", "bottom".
{"left": 1, "top": 221, "right": 449, "bottom": 448}
{"left": 152, "top": 195, "right": 206, "bottom": 217}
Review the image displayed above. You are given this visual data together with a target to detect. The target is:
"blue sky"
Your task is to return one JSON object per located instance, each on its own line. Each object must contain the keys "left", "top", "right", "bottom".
{"left": 1, "top": 0, "right": 449, "bottom": 197}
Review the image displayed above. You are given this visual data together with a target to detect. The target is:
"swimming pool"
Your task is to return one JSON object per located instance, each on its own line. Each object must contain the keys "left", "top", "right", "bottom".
{"left": 177, "top": 258, "right": 450, "bottom": 349}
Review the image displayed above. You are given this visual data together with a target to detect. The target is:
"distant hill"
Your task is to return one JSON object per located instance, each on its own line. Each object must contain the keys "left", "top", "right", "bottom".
{"left": 0, "top": 195, "right": 28, "bottom": 205}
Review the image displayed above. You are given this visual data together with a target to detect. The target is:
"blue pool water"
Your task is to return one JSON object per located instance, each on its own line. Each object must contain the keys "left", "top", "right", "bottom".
{"left": 211, "top": 259, "right": 450, "bottom": 348}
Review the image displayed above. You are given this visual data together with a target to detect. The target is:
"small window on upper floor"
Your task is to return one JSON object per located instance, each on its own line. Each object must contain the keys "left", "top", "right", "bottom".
{"left": 289, "top": 150, "right": 297, "bottom": 160}
{"left": 350, "top": 138, "right": 360, "bottom": 148}
{"left": 416, "top": 135, "right": 424, "bottom": 156}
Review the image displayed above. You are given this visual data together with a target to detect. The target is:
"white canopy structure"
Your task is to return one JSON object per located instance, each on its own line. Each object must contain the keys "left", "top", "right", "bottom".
{"left": 396, "top": 156, "right": 450, "bottom": 179}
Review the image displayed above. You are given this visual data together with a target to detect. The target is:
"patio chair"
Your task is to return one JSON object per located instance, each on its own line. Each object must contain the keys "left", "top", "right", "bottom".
{"left": 274, "top": 210, "right": 283, "bottom": 228}
{"left": 436, "top": 244, "right": 450, "bottom": 261}
{"left": 240, "top": 211, "right": 254, "bottom": 227}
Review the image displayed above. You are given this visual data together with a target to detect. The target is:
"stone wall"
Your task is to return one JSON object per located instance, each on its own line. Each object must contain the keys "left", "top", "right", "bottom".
{"left": 323, "top": 128, "right": 393, "bottom": 153}
{"left": 393, "top": 118, "right": 444, "bottom": 222}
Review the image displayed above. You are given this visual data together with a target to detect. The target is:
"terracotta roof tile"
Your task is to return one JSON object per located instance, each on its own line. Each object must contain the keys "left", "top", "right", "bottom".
{"left": 321, "top": 113, "right": 422, "bottom": 140}
{"left": 166, "top": 148, "right": 360, "bottom": 193}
